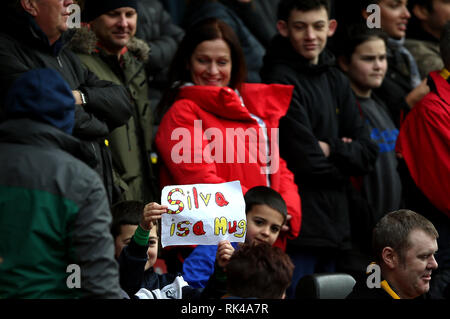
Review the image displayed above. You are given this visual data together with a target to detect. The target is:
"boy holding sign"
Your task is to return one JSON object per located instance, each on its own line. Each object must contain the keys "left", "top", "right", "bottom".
{"left": 112, "top": 201, "right": 203, "bottom": 299}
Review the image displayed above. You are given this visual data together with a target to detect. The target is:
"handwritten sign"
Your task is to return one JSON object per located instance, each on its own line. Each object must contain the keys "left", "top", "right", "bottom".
{"left": 161, "top": 181, "right": 246, "bottom": 248}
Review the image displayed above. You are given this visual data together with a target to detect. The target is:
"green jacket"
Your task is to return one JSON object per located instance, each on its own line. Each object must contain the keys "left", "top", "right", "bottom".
{"left": 70, "top": 27, "right": 158, "bottom": 203}
{"left": 0, "top": 119, "right": 121, "bottom": 298}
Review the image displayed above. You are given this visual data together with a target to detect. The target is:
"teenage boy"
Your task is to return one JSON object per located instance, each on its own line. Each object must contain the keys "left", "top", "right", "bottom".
{"left": 261, "top": 0, "right": 378, "bottom": 298}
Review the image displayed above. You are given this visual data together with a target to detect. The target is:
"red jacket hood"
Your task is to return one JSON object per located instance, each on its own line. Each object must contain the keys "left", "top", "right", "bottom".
{"left": 176, "top": 83, "right": 294, "bottom": 125}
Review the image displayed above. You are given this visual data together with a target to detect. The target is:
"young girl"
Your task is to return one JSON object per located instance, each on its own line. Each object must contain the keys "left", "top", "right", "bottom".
{"left": 359, "top": 0, "right": 430, "bottom": 127}
{"left": 337, "top": 24, "right": 403, "bottom": 282}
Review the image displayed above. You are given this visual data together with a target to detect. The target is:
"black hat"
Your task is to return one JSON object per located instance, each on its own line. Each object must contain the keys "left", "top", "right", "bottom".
{"left": 82, "top": 0, "right": 138, "bottom": 22}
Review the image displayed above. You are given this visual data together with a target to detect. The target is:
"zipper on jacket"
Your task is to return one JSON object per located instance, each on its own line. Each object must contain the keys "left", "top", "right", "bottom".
{"left": 56, "top": 56, "right": 63, "bottom": 68}
{"left": 142, "top": 103, "right": 149, "bottom": 116}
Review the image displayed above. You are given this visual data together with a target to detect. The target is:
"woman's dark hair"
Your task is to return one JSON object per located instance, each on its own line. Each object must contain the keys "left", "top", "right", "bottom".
{"left": 156, "top": 17, "right": 247, "bottom": 119}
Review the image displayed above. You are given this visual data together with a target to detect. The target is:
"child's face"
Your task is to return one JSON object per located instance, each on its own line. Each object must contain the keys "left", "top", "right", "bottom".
{"left": 114, "top": 224, "right": 159, "bottom": 271}
{"left": 145, "top": 226, "right": 159, "bottom": 271}
{"left": 114, "top": 224, "right": 137, "bottom": 259}
{"left": 245, "top": 204, "right": 285, "bottom": 246}
{"left": 277, "top": 7, "right": 336, "bottom": 64}
{"left": 379, "top": 0, "right": 411, "bottom": 39}
{"left": 345, "top": 38, "right": 387, "bottom": 97}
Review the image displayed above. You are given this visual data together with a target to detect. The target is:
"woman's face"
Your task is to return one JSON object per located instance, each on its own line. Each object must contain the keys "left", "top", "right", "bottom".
{"left": 379, "top": 0, "right": 411, "bottom": 39}
{"left": 189, "top": 39, "right": 232, "bottom": 87}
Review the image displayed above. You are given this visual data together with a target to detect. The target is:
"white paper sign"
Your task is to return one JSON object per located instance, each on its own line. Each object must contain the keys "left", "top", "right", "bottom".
{"left": 160, "top": 180, "right": 246, "bottom": 248}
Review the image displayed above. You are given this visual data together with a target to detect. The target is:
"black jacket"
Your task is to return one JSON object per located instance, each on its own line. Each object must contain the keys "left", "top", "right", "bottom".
{"left": 0, "top": 10, "right": 132, "bottom": 203}
{"left": 261, "top": 35, "right": 378, "bottom": 251}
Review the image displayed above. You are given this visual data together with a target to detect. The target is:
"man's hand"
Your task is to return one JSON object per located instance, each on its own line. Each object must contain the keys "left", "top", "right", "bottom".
{"left": 216, "top": 240, "right": 235, "bottom": 269}
{"left": 406, "top": 78, "right": 429, "bottom": 109}
{"left": 72, "top": 90, "right": 83, "bottom": 105}
{"left": 140, "top": 202, "right": 168, "bottom": 231}
{"left": 318, "top": 140, "right": 330, "bottom": 157}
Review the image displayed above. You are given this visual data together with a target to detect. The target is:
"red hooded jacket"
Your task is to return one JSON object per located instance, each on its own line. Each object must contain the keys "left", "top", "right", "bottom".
{"left": 396, "top": 71, "right": 450, "bottom": 218}
{"left": 155, "top": 83, "right": 301, "bottom": 248}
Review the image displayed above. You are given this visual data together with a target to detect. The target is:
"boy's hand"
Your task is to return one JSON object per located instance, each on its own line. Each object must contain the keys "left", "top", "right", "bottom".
{"left": 140, "top": 202, "right": 168, "bottom": 231}
{"left": 216, "top": 240, "right": 235, "bottom": 269}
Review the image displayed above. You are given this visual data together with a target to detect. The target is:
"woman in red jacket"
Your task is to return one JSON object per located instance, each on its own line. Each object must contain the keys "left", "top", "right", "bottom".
{"left": 155, "top": 17, "right": 301, "bottom": 273}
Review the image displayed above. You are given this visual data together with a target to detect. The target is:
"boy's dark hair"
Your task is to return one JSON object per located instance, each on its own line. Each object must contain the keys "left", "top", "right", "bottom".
{"left": 226, "top": 242, "right": 294, "bottom": 298}
{"left": 336, "top": 23, "right": 388, "bottom": 62}
{"left": 244, "top": 186, "right": 288, "bottom": 223}
{"left": 277, "top": 0, "right": 331, "bottom": 21}
{"left": 110, "top": 200, "right": 144, "bottom": 238}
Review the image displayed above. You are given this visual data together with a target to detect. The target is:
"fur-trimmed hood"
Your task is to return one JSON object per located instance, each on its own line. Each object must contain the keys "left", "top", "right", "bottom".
{"left": 69, "top": 25, "right": 150, "bottom": 62}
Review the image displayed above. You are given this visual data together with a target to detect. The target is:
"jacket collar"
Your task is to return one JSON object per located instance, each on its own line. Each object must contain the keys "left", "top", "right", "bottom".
{"left": 263, "top": 34, "right": 336, "bottom": 74}
{"left": 1, "top": 9, "right": 74, "bottom": 56}
{"left": 69, "top": 25, "right": 150, "bottom": 63}
{"left": 430, "top": 70, "right": 450, "bottom": 104}
{"left": 176, "top": 83, "right": 293, "bottom": 123}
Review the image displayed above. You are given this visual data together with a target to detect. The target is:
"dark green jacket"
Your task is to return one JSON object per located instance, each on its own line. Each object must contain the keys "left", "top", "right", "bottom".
{"left": 70, "top": 27, "right": 158, "bottom": 203}
{"left": 0, "top": 119, "right": 121, "bottom": 298}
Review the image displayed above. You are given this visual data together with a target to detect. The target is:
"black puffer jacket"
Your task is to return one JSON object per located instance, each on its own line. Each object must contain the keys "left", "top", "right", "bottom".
{"left": 136, "top": 0, "right": 184, "bottom": 125}
{"left": 0, "top": 9, "right": 132, "bottom": 203}
{"left": 261, "top": 35, "right": 378, "bottom": 251}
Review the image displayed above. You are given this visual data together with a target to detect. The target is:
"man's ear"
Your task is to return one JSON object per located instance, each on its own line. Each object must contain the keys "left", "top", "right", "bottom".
{"left": 381, "top": 247, "right": 398, "bottom": 269}
{"left": 412, "top": 5, "right": 429, "bottom": 21}
{"left": 21, "top": 0, "right": 38, "bottom": 16}
{"left": 328, "top": 19, "right": 338, "bottom": 37}
{"left": 277, "top": 20, "right": 289, "bottom": 38}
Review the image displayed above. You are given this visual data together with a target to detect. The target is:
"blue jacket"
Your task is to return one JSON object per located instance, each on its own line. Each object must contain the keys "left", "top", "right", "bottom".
{"left": 182, "top": 242, "right": 239, "bottom": 288}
